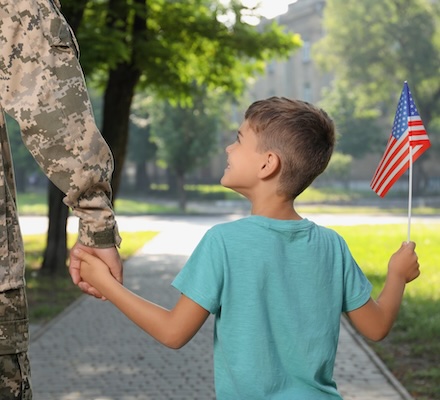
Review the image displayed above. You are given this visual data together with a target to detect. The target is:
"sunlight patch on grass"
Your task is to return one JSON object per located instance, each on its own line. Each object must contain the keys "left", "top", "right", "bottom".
{"left": 114, "top": 198, "right": 179, "bottom": 214}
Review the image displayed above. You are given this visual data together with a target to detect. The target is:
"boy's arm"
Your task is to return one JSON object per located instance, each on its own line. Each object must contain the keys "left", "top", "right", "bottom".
{"left": 75, "top": 249, "right": 210, "bottom": 349}
{"left": 346, "top": 241, "right": 419, "bottom": 341}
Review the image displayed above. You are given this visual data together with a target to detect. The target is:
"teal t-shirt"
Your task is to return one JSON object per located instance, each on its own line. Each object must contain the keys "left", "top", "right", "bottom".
{"left": 172, "top": 216, "right": 372, "bottom": 399}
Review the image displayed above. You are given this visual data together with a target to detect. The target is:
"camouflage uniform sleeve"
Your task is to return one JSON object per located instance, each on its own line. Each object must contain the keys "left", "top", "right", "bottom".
{"left": 0, "top": 0, "right": 121, "bottom": 248}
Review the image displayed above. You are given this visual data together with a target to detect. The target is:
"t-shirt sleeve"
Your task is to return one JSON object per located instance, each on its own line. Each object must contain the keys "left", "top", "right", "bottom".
{"left": 172, "top": 228, "right": 224, "bottom": 314}
{"left": 340, "top": 237, "right": 373, "bottom": 313}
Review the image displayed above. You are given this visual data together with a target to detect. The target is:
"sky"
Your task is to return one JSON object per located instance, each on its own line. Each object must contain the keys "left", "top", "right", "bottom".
{"left": 218, "top": 0, "right": 297, "bottom": 26}
{"left": 245, "top": 0, "right": 297, "bottom": 19}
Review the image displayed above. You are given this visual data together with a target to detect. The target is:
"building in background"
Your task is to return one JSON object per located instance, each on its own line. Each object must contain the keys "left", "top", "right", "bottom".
{"left": 250, "top": 0, "right": 331, "bottom": 104}
{"left": 248, "top": 0, "right": 440, "bottom": 194}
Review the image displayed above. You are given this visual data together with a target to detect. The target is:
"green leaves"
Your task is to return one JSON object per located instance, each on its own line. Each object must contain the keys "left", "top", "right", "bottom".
{"left": 64, "top": 0, "right": 300, "bottom": 102}
{"left": 59, "top": 0, "right": 301, "bottom": 198}
{"left": 151, "top": 89, "right": 222, "bottom": 176}
{"left": 314, "top": 0, "right": 440, "bottom": 159}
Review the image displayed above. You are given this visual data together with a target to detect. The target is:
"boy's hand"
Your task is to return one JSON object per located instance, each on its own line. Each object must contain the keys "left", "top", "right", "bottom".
{"left": 388, "top": 241, "right": 420, "bottom": 284}
{"left": 73, "top": 248, "right": 114, "bottom": 291}
{"left": 69, "top": 241, "right": 123, "bottom": 299}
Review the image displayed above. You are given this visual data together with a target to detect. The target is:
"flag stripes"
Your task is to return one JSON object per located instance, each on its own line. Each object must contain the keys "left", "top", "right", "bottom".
{"left": 370, "top": 82, "right": 430, "bottom": 197}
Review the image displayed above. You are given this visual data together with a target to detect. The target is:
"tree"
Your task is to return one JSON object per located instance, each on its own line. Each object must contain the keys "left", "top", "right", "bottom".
{"left": 313, "top": 0, "right": 440, "bottom": 192}
{"left": 318, "top": 152, "right": 353, "bottom": 188}
{"left": 40, "top": 0, "right": 300, "bottom": 274}
{"left": 151, "top": 88, "right": 225, "bottom": 211}
{"left": 315, "top": 0, "right": 440, "bottom": 111}
{"left": 319, "top": 81, "right": 382, "bottom": 158}
{"left": 72, "top": 0, "right": 300, "bottom": 194}
{"left": 126, "top": 94, "right": 157, "bottom": 194}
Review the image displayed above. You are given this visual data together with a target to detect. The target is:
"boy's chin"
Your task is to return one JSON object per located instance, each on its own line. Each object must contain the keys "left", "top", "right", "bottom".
{"left": 220, "top": 178, "right": 234, "bottom": 191}
{"left": 220, "top": 179, "right": 242, "bottom": 196}
{"left": 220, "top": 176, "right": 228, "bottom": 187}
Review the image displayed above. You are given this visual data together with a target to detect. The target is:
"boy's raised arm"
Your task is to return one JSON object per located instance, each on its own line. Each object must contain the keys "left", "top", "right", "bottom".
{"left": 74, "top": 249, "right": 210, "bottom": 349}
{"left": 346, "top": 241, "right": 419, "bottom": 341}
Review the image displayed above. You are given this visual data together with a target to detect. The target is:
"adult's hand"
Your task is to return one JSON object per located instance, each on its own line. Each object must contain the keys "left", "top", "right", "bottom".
{"left": 69, "top": 240, "right": 123, "bottom": 299}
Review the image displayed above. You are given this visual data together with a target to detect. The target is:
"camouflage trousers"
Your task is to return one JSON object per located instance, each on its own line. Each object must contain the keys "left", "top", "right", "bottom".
{"left": 0, "top": 288, "right": 32, "bottom": 399}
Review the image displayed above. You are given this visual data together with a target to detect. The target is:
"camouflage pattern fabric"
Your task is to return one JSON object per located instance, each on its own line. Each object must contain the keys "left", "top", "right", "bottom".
{"left": 0, "top": 353, "right": 32, "bottom": 400}
{"left": 0, "top": 0, "right": 121, "bottom": 396}
{"left": 0, "top": 0, "right": 121, "bottom": 291}
{"left": 0, "top": 288, "right": 31, "bottom": 399}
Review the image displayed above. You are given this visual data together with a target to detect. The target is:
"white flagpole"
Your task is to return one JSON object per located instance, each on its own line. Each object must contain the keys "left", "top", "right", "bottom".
{"left": 407, "top": 145, "right": 413, "bottom": 243}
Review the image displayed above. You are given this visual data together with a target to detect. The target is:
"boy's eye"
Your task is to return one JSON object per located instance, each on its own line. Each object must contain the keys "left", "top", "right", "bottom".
{"left": 236, "top": 134, "right": 240, "bottom": 143}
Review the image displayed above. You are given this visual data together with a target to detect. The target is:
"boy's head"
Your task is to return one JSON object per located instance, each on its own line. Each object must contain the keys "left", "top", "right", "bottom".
{"left": 244, "top": 96, "right": 335, "bottom": 200}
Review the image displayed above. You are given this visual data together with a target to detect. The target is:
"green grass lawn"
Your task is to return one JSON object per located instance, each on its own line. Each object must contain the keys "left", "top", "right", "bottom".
{"left": 17, "top": 192, "right": 179, "bottom": 215}
{"left": 330, "top": 224, "right": 440, "bottom": 400}
{"left": 17, "top": 187, "right": 440, "bottom": 216}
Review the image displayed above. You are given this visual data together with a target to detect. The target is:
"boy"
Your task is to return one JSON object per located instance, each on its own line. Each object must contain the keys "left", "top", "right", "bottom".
{"left": 75, "top": 97, "right": 420, "bottom": 399}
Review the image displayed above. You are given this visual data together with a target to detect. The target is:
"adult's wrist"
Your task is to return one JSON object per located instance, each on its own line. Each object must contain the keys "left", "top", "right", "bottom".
{"left": 78, "top": 221, "right": 122, "bottom": 248}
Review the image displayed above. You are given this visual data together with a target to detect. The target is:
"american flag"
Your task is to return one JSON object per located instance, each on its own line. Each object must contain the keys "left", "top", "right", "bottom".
{"left": 370, "top": 82, "right": 430, "bottom": 197}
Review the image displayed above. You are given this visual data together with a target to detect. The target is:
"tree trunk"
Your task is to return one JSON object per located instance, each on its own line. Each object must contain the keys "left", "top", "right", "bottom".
{"left": 176, "top": 172, "right": 187, "bottom": 212}
{"left": 14, "top": 167, "right": 27, "bottom": 193}
{"left": 166, "top": 169, "right": 178, "bottom": 196}
{"left": 413, "top": 158, "right": 428, "bottom": 196}
{"left": 40, "top": 182, "right": 69, "bottom": 276}
{"left": 60, "top": 0, "right": 88, "bottom": 33}
{"left": 101, "top": 64, "right": 141, "bottom": 197}
{"left": 101, "top": 0, "right": 145, "bottom": 197}
{"left": 135, "top": 161, "right": 150, "bottom": 194}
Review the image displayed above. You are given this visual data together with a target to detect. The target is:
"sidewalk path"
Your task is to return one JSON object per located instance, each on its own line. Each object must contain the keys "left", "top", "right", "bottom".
{"left": 28, "top": 214, "right": 419, "bottom": 400}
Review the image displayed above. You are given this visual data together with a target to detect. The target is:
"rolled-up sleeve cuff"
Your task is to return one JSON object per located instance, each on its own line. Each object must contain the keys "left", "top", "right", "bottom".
{"left": 78, "top": 220, "right": 122, "bottom": 248}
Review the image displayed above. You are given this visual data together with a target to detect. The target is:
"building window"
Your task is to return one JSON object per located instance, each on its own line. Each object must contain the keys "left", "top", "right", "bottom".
{"left": 267, "top": 61, "right": 275, "bottom": 74}
{"left": 302, "top": 40, "right": 311, "bottom": 63}
{"left": 303, "top": 83, "right": 312, "bottom": 102}
{"left": 285, "top": 57, "right": 294, "bottom": 89}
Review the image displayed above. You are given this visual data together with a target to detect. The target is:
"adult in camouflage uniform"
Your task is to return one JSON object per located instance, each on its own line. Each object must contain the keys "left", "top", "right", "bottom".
{"left": 0, "top": 0, "right": 123, "bottom": 398}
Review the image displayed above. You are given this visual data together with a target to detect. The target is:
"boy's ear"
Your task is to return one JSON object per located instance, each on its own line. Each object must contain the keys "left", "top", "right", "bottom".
{"left": 258, "top": 152, "right": 280, "bottom": 179}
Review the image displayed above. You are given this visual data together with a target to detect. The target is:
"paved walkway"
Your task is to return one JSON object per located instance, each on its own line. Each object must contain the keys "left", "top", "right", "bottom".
{"left": 27, "top": 214, "right": 418, "bottom": 400}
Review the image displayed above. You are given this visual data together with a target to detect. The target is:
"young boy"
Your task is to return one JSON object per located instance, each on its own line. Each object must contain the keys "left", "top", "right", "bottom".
{"left": 75, "top": 97, "right": 420, "bottom": 399}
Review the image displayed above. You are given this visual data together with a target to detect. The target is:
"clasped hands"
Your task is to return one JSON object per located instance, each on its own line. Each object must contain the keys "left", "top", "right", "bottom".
{"left": 69, "top": 240, "right": 123, "bottom": 299}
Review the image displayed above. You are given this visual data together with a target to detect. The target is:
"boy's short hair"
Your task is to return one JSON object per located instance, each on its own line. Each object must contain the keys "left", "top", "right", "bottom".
{"left": 245, "top": 96, "right": 335, "bottom": 199}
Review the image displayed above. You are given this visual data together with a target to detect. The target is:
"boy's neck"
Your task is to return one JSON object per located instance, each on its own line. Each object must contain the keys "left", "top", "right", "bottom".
{"left": 250, "top": 197, "right": 302, "bottom": 221}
